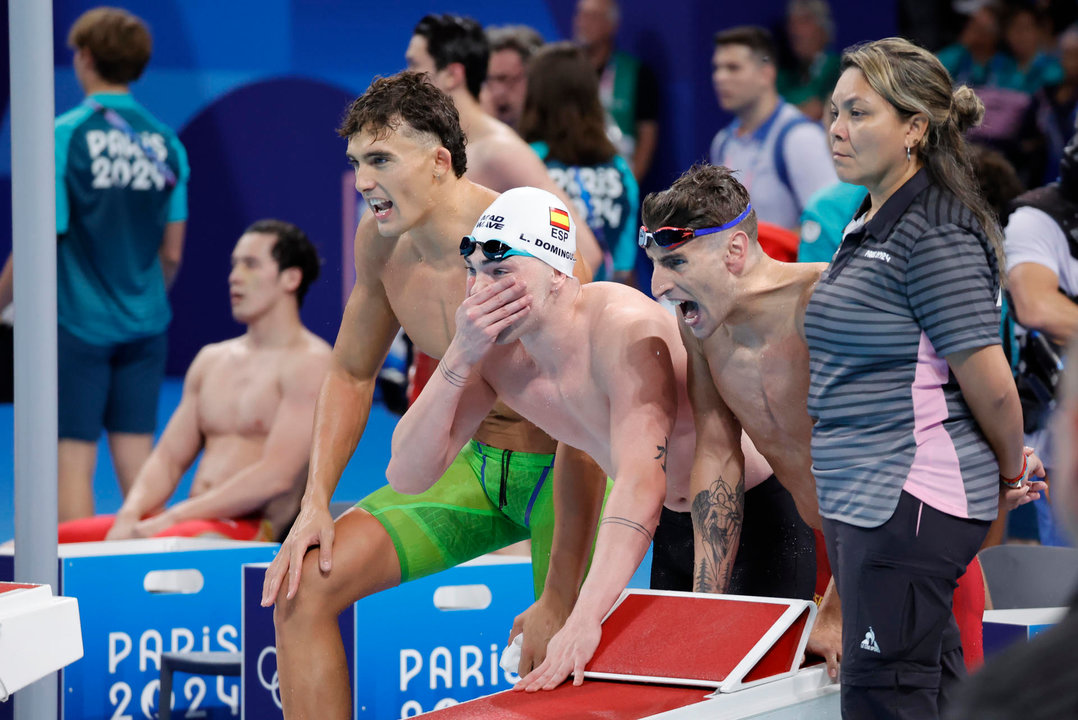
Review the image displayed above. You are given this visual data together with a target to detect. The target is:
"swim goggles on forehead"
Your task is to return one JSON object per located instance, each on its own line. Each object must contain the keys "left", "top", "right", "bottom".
{"left": 459, "top": 236, "right": 535, "bottom": 262}
{"left": 637, "top": 203, "right": 753, "bottom": 250}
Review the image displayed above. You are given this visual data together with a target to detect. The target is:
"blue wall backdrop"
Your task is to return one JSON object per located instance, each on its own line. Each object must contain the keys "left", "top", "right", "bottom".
{"left": 1, "top": 0, "right": 897, "bottom": 375}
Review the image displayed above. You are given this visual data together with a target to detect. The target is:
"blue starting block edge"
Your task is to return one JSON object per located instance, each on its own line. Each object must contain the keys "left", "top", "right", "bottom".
{"left": 242, "top": 546, "right": 653, "bottom": 720}
{"left": 1, "top": 538, "right": 278, "bottom": 720}
{"left": 982, "top": 606, "right": 1068, "bottom": 659}
{"left": 242, "top": 554, "right": 534, "bottom": 719}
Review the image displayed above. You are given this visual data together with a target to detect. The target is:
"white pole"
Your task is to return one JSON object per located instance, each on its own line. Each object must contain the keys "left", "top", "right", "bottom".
{"left": 9, "top": 0, "right": 59, "bottom": 718}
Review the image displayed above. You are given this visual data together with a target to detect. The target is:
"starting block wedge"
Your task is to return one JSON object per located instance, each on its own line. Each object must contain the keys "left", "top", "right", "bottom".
{"left": 418, "top": 590, "right": 826, "bottom": 719}
{"left": 0, "top": 582, "right": 83, "bottom": 702}
{"left": 586, "top": 589, "right": 816, "bottom": 693}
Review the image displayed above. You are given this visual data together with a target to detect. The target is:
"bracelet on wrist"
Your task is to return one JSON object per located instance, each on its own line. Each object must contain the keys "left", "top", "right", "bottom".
{"left": 1000, "top": 455, "right": 1028, "bottom": 489}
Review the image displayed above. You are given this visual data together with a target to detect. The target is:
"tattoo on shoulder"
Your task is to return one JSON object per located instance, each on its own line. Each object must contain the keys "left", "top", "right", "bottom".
{"left": 654, "top": 436, "right": 668, "bottom": 474}
{"left": 691, "top": 472, "right": 745, "bottom": 593}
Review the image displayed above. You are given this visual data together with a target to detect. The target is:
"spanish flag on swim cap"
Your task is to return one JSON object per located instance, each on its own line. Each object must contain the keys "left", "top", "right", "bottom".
{"left": 549, "top": 207, "right": 570, "bottom": 232}
{"left": 467, "top": 187, "right": 576, "bottom": 276}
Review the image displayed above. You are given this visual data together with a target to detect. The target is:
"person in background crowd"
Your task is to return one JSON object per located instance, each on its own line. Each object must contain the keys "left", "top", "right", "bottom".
{"left": 573, "top": 0, "right": 660, "bottom": 182}
{"left": 1003, "top": 125, "right": 1078, "bottom": 548}
{"left": 897, "top": 0, "right": 965, "bottom": 53}
{"left": 1003, "top": 2, "right": 1063, "bottom": 95}
{"left": 518, "top": 43, "right": 639, "bottom": 284}
{"left": 1036, "top": 23, "right": 1078, "bottom": 181}
{"left": 481, "top": 24, "right": 544, "bottom": 131}
{"left": 939, "top": 4, "right": 1047, "bottom": 190}
{"left": 777, "top": 0, "right": 841, "bottom": 122}
{"left": 0, "top": 7, "right": 190, "bottom": 521}
{"left": 710, "top": 26, "right": 838, "bottom": 232}
{"left": 938, "top": 3, "right": 1014, "bottom": 89}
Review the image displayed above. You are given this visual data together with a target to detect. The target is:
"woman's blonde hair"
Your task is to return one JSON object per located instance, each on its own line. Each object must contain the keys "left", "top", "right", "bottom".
{"left": 841, "top": 37, "right": 1004, "bottom": 275}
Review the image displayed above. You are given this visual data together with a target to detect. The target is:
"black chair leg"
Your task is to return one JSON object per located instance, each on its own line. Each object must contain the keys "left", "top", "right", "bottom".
{"left": 156, "top": 651, "right": 242, "bottom": 718}
{"left": 159, "top": 655, "right": 173, "bottom": 720}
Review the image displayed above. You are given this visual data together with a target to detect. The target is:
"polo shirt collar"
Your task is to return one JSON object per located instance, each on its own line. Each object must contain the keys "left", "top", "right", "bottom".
{"left": 858, "top": 167, "right": 932, "bottom": 241}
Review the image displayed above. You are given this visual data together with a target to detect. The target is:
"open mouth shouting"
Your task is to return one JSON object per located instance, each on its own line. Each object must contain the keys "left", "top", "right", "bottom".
{"left": 367, "top": 196, "right": 394, "bottom": 220}
{"left": 678, "top": 300, "right": 700, "bottom": 325}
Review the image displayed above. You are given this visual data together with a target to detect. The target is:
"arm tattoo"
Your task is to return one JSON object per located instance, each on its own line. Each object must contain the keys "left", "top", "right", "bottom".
{"left": 691, "top": 472, "right": 745, "bottom": 593}
{"left": 600, "top": 516, "right": 654, "bottom": 544}
{"left": 438, "top": 360, "right": 469, "bottom": 388}
{"left": 654, "top": 436, "right": 669, "bottom": 474}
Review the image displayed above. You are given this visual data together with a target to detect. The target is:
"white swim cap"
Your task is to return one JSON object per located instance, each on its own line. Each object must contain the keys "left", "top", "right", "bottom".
{"left": 464, "top": 187, "right": 576, "bottom": 276}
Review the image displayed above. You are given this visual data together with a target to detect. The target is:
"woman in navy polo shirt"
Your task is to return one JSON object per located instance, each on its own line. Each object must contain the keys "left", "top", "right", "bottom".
{"left": 805, "top": 38, "right": 1046, "bottom": 719}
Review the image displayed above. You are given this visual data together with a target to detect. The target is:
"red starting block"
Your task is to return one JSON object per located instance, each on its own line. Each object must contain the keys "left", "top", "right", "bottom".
{"left": 419, "top": 589, "right": 835, "bottom": 720}
{"left": 587, "top": 589, "right": 814, "bottom": 692}
{"left": 0, "top": 582, "right": 83, "bottom": 701}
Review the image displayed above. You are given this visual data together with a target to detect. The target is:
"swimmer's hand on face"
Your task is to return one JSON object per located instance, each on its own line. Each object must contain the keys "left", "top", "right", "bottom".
{"left": 261, "top": 500, "right": 335, "bottom": 606}
{"left": 442, "top": 275, "right": 531, "bottom": 373}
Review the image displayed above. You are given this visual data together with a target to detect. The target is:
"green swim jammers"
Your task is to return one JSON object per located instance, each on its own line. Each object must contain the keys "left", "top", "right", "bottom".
{"left": 359, "top": 440, "right": 561, "bottom": 598}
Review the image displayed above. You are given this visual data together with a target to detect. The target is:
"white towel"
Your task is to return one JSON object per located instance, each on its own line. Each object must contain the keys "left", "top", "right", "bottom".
{"left": 499, "top": 633, "right": 524, "bottom": 676}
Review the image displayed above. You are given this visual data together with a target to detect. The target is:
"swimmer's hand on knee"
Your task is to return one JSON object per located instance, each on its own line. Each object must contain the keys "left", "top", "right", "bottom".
{"left": 261, "top": 502, "right": 335, "bottom": 606}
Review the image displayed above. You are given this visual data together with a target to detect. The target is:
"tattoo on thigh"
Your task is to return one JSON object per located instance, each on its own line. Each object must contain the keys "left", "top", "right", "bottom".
{"left": 600, "top": 516, "right": 655, "bottom": 543}
{"left": 691, "top": 473, "right": 745, "bottom": 593}
{"left": 654, "top": 436, "right": 669, "bottom": 474}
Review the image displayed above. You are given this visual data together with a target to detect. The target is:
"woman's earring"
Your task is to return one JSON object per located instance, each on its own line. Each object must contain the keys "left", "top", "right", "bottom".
{"left": 906, "top": 145, "right": 911, "bottom": 163}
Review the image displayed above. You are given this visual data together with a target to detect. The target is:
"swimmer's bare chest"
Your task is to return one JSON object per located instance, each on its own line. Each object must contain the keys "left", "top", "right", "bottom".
{"left": 487, "top": 358, "right": 610, "bottom": 469}
{"left": 191, "top": 353, "right": 281, "bottom": 497}
{"left": 382, "top": 256, "right": 462, "bottom": 357}
{"left": 710, "top": 337, "right": 813, "bottom": 477}
{"left": 198, "top": 352, "right": 281, "bottom": 438}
